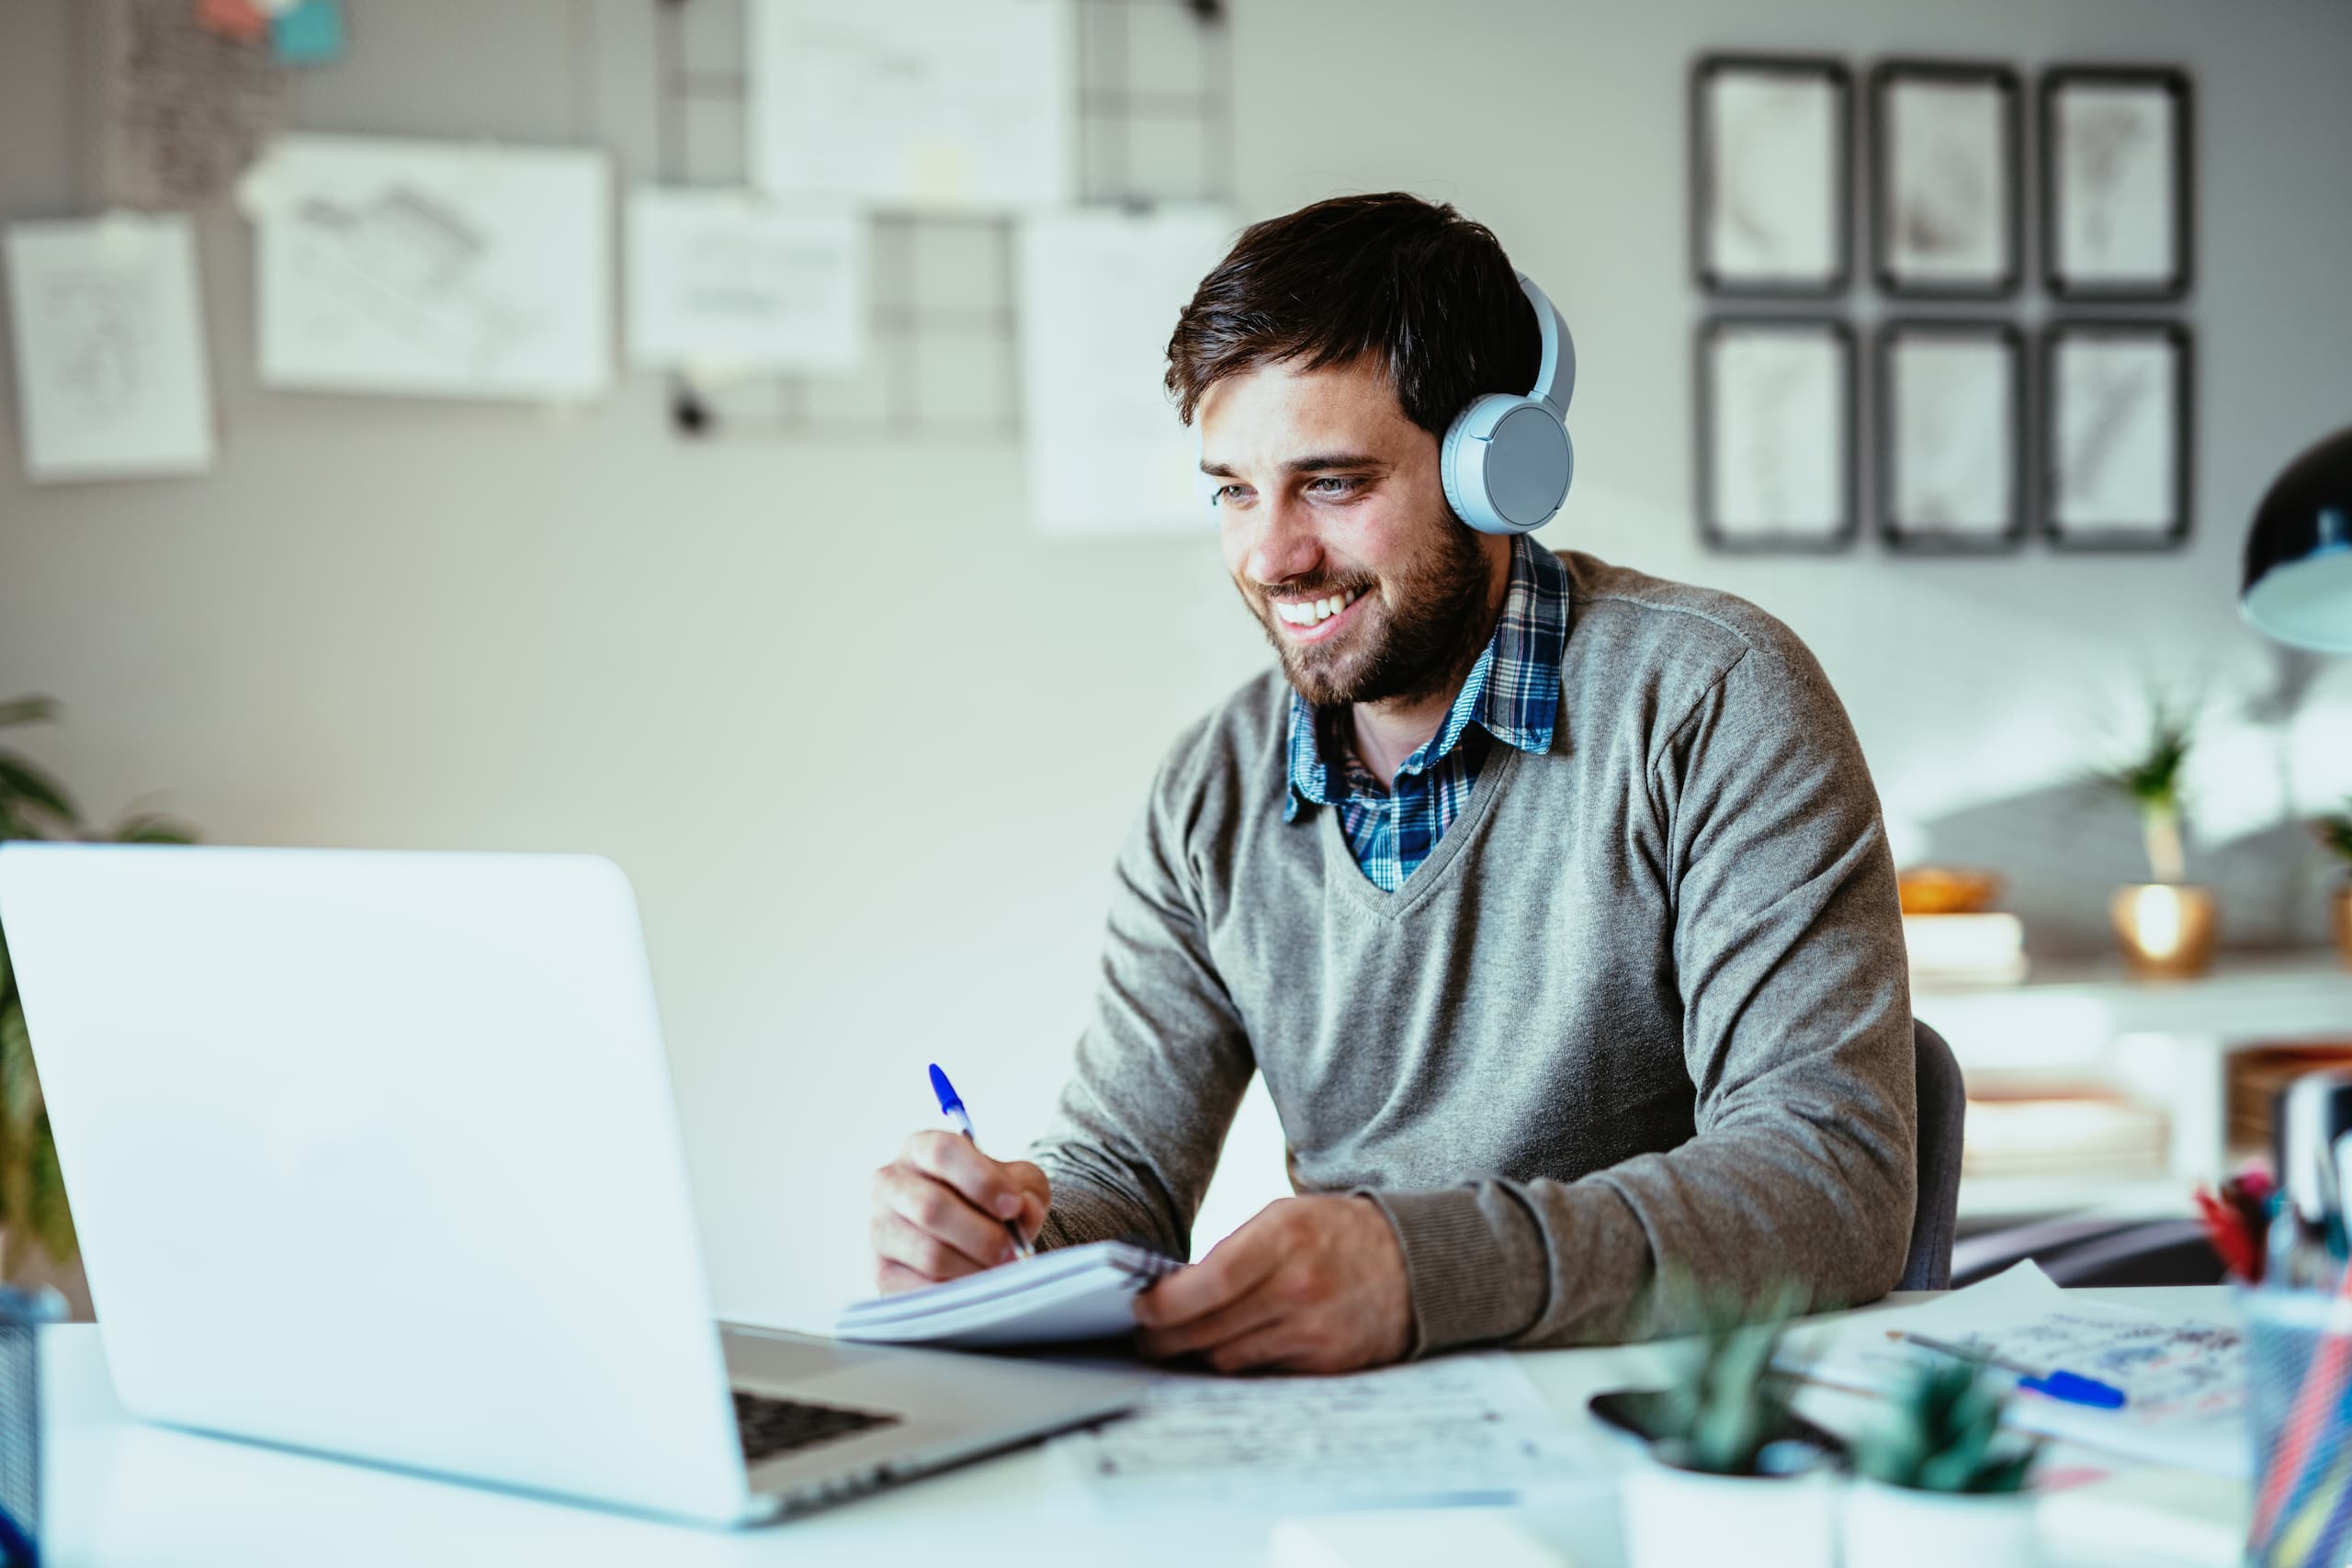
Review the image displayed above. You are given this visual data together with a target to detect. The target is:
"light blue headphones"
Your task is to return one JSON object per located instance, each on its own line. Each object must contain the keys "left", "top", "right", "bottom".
{"left": 1438, "top": 273, "right": 1577, "bottom": 536}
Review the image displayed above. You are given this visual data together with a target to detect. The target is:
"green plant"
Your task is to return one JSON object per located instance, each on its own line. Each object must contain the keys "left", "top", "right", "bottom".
{"left": 1851, "top": 1359, "right": 2040, "bottom": 1495}
{"left": 2094, "top": 693, "right": 2196, "bottom": 884}
{"left": 0, "top": 696, "right": 195, "bottom": 1281}
{"left": 2316, "top": 802, "right": 2352, "bottom": 870}
{"left": 1644, "top": 1286, "right": 1811, "bottom": 1477}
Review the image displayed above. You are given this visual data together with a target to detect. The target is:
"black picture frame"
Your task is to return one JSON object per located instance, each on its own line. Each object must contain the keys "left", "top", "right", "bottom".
{"left": 1695, "top": 316, "right": 1858, "bottom": 554}
{"left": 2040, "top": 321, "right": 2195, "bottom": 552}
{"left": 1875, "top": 320, "right": 2028, "bottom": 554}
{"left": 1690, "top": 54, "right": 1853, "bottom": 298}
{"left": 1870, "top": 60, "right": 2023, "bottom": 299}
{"left": 2041, "top": 66, "right": 2194, "bottom": 302}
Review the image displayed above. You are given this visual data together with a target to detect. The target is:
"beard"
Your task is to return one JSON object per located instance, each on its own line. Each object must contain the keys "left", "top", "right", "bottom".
{"left": 1238, "top": 515, "right": 1498, "bottom": 709}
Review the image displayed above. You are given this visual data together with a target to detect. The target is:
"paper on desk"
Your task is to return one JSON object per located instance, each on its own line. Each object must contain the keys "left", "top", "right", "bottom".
{"left": 1796, "top": 1261, "right": 2248, "bottom": 1477}
{"left": 4, "top": 213, "right": 216, "bottom": 484}
{"left": 1052, "top": 1354, "right": 1591, "bottom": 1512}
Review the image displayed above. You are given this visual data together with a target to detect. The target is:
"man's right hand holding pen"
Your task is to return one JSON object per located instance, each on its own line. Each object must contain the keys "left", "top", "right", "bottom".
{"left": 869, "top": 1131, "right": 1050, "bottom": 1294}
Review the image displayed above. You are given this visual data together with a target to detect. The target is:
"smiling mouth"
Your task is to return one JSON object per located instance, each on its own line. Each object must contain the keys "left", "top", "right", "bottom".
{"left": 1269, "top": 584, "right": 1370, "bottom": 636}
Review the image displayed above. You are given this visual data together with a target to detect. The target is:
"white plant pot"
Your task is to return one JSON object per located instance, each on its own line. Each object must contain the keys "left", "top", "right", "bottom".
{"left": 1619, "top": 1460, "right": 1837, "bottom": 1568}
{"left": 1841, "top": 1477, "right": 2038, "bottom": 1568}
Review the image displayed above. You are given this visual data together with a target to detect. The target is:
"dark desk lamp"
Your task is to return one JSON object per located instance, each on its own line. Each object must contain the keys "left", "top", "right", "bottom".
{"left": 2243, "top": 425, "right": 2352, "bottom": 652}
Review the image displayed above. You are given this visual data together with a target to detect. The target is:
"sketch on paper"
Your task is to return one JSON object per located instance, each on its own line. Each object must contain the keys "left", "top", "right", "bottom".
{"left": 240, "top": 134, "right": 612, "bottom": 400}
{"left": 1054, "top": 1355, "right": 1583, "bottom": 1511}
{"left": 4, "top": 214, "right": 216, "bottom": 484}
{"left": 2048, "top": 327, "right": 2187, "bottom": 545}
{"left": 627, "top": 189, "right": 867, "bottom": 376}
{"left": 92, "top": 0, "right": 288, "bottom": 209}
{"left": 1700, "top": 321, "right": 1850, "bottom": 548}
{"left": 2050, "top": 73, "right": 2186, "bottom": 297}
{"left": 748, "top": 0, "right": 1076, "bottom": 211}
{"left": 1877, "top": 67, "right": 2016, "bottom": 295}
{"left": 1695, "top": 60, "right": 1846, "bottom": 293}
{"left": 1015, "top": 206, "right": 1235, "bottom": 536}
{"left": 1883, "top": 329, "right": 2019, "bottom": 546}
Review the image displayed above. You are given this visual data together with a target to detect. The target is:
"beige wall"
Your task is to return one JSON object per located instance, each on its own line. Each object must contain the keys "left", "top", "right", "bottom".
{"left": 3, "top": 0, "right": 2349, "bottom": 1329}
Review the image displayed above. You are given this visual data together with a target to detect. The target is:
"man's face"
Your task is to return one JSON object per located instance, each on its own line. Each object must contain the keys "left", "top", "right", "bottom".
{"left": 1201, "top": 356, "right": 1500, "bottom": 709}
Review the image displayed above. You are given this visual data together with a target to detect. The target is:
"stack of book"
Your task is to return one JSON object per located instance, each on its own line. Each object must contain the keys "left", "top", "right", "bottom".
{"left": 1898, "top": 865, "right": 2028, "bottom": 987}
{"left": 1960, "top": 1084, "right": 2171, "bottom": 1180}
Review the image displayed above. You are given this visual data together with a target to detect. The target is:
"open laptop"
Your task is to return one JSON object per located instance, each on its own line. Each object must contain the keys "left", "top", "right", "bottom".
{"left": 0, "top": 844, "right": 1147, "bottom": 1527}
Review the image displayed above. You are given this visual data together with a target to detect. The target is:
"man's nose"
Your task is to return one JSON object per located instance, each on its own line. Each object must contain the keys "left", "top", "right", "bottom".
{"left": 1247, "top": 495, "right": 1321, "bottom": 587}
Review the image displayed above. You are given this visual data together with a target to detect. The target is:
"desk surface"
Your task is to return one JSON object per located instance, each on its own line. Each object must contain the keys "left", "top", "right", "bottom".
{"left": 43, "top": 1289, "right": 2236, "bottom": 1568}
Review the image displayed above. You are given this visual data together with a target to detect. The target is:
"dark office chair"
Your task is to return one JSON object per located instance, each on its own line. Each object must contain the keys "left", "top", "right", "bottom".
{"left": 1901, "top": 1019, "right": 1965, "bottom": 1291}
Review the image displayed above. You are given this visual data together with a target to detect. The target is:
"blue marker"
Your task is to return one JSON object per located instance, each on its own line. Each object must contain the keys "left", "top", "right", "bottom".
{"left": 1892, "top": 1330, "right": 2129, "bottom": 1409}
{"left": 928, "top": 1065, "right": 1035, "bottom": 1262}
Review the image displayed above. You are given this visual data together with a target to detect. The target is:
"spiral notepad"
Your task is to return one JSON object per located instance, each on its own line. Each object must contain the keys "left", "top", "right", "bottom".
{"left": 835, "top": 1241, "right": 1181, "bottom": 1349}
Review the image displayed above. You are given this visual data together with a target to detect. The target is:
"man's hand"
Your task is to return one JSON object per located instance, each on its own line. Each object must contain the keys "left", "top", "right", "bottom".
{"left": 870, "top": 1132, "right": 1050, "bottom": 1294}
{"left": 1133, "top": 1195, "right": 1411, "bottom": 1374}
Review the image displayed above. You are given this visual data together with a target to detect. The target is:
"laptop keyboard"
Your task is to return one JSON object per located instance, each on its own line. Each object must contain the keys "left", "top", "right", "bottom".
{"left": 732, "top": 1389, "right": 902, "bottom": 1465}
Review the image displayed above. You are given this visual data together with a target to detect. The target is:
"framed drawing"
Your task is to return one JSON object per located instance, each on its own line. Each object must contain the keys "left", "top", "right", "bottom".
{"left": 1876, "top": 321, "right": 2026, "bottom": 553}
{"left": 2042, "top": 67, "right": 2193, "bottom": 301}
{"left": 1871, "top": 61, "right": 2021, "bottom": 299}
{"left": 1696, "top": 317, "right": 1856, "bottom": 552}
{"left": 1690, "top": 55, "right": 1851, "bottom": 297}
{"left": 2041, "top": 321, "right": 2193, "bottom": 551}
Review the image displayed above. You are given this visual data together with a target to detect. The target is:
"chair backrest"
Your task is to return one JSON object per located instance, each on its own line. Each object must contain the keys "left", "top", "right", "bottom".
{"left": 1903, "top": 1018, "right": 1965, "bottom": 1291}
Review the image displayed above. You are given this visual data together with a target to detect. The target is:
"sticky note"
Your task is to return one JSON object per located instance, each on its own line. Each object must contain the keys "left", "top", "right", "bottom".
{"left": 193, "top": 0, "right": 269, "bottom": 43}
{"left": 271, "top": 0, "right": 346, "bottom": 64}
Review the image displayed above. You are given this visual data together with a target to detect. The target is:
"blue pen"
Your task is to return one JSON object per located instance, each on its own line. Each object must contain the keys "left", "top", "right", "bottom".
{"left": 1891, "top": 1330, "right": 2129, "bottom": 1410}
{"left": 927, "top": 1065, "right": 1035, "bottom": 1263}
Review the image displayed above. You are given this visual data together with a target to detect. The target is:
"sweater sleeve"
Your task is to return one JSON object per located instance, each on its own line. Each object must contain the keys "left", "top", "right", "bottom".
{"left": 1027, "top": 743, "right": 1257, "bottom": 1260}
{"left": 1369, "top": 638, "right": 1918, "bottom": 1353}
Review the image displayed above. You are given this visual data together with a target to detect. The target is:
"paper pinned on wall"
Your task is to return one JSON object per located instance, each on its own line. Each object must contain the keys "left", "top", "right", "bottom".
{"left": 625, "top": 189, "right": 866, "bottom": 378}
{"left": 92, "top": 0, "right": 288, "bottom": 209}
{"left": 747, "top": 0, "right": 1075, "bottom": 211}
{"left": 3, "top": 212, "right": 217, "bottom": 485}
{"left": 1015, "top": 206, "right": 1235, "bottom": 536}
{"left": 238, "top": 133, "right": 612, "bottom": 400}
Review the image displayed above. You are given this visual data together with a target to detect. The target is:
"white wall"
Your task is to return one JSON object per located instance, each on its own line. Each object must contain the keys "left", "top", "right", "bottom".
{"left": 2, "top": 0, "right": 2349, "bottom": 1330}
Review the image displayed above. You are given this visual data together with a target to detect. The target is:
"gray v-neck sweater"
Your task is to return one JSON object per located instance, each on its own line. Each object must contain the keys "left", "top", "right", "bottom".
{"left": 1032, "top": 549, "right": 1917, "bottom": 1352}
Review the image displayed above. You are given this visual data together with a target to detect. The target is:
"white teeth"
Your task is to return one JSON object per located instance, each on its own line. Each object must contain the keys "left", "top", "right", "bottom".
{"left": 1275, "top": 586, "right": 1363, "bottom": 626}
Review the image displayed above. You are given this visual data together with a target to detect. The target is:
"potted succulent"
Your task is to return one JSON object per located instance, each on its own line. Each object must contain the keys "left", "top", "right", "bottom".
{"left": 1843, "top": 1359, "right": 2041, "bottom": 1568}
{"left": 2316, "top": 802, "right": 2352, "bottom": 969}
{"left": 2095, "top": 696, "right": 2216, "bottom": 978}
{"left": 0, "top": 696, "right": 194, "bottom": 1292}
{"left": 1617, "top": 1292, "right": 1839, "bottom": 1568}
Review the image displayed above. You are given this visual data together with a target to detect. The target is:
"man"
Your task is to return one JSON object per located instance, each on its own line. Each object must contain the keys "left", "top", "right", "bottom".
{"left": 869, "top": 193, "right": 1917, "bottom": 1374}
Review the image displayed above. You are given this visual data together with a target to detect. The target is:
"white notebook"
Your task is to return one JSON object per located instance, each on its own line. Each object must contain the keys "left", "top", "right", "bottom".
{"left": 835, "top": 1241, "right": 1182, "bottom": 1348}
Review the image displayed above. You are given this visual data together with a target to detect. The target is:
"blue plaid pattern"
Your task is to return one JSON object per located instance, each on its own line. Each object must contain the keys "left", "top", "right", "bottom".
{"left": 1283, "top": 536, "right": 1567, "bottom": 891}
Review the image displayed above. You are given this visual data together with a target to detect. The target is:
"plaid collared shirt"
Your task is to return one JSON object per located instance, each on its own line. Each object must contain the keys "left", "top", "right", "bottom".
{"left": 1283, "top": 535, "right": 1568, "bottom": 892}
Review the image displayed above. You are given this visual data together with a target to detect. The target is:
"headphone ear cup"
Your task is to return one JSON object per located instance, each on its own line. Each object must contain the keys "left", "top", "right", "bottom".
{"left": 1444, "top": 393, "right": 1569, "bottom": 535}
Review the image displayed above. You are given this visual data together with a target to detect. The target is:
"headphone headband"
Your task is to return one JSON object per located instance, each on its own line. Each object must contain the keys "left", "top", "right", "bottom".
{"left": 1519, "top": 272, "right": 1574, "bottom": 416}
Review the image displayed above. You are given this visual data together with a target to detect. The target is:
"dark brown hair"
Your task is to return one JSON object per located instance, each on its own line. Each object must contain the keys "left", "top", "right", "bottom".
{"left": 1164, "top": 192, "right": 1539, "bottom": 437}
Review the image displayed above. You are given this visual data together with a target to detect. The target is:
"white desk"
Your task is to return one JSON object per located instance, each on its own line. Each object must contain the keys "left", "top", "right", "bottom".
{"left": 40, "top": 1289, "right": 2238, "bottom": 1568}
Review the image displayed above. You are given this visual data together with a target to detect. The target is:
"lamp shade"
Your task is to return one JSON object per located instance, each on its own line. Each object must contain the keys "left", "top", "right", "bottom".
{"left": 2242, "top": 425, "right": 2352, "bottom": 652}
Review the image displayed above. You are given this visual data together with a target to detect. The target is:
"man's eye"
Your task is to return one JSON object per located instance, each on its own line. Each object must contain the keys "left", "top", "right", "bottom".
{"left": 1213, "top": 483, "right": 1251, "bottom": 504}
{"left": 1308, "top": 476, "right": 1363, "bottom": 497}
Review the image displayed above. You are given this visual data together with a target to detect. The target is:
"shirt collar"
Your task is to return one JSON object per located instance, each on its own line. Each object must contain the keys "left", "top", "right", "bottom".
{"left": 1283, "top": 535, "right": 1567, "bottom": 820}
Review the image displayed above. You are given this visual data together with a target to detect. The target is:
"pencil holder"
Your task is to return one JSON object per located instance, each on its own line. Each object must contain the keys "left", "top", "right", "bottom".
{"left": 2245, "top": 1283, "right": 2352, "bottom": 1568}
{"left": 0, "top": 1285, "right": 60, "bottom": 1568}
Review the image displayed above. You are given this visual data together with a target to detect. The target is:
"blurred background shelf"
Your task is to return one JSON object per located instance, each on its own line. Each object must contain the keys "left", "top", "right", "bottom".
{"left": 1919, "top": 949, "right": 2352, "bottom": 1251}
